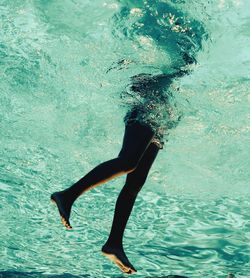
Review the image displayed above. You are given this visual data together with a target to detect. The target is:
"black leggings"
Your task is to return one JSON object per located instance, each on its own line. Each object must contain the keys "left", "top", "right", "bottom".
{"left": 66, "top": 122, "right": 156, "bottom": 198}
{"left": 65, "top": 121, "right": 160, "bottom": 247}
{"left": 106, "top": 141, "right": 159, "bottom": 248}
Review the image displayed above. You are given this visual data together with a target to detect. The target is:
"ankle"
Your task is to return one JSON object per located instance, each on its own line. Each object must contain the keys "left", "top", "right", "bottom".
{"left": 59, "top": 189, "right": 75, "bottom": 205}
{"left": 103, "top": 240, "right": 123, "bottom": 251}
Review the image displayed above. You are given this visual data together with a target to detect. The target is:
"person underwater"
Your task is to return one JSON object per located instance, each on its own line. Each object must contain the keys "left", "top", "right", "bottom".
{"left": 51, "top": 1, "right": 206, "bottom": 274}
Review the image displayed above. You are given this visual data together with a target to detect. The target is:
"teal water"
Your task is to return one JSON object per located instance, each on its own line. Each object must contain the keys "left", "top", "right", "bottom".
{"left": 0, "top": 0, "right": 250, "bottom": 277}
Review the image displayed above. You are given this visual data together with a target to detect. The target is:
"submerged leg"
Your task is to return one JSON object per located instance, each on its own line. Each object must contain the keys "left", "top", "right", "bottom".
{"left": 51, "top": 122, "right": 154, "bottom": 229}
{"left": 102, "top": 143, "right": 160, "bottom": 274}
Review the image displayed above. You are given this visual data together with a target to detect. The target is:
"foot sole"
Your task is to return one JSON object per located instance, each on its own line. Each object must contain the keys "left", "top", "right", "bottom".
{"left": 101, "top": 251, "right": 136, "bottom": 274}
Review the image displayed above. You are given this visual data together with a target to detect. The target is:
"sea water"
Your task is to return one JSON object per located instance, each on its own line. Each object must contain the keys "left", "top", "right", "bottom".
{"left": 0, "top": 0, "right": 249, "bottom": 277}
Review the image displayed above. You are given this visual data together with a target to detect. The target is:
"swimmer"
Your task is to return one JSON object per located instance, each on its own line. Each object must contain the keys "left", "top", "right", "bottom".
{"left": 51, "top": 0, "right": 206, "bottom": 273}
{"left": 51, "top": 119, "right": 161, "bottom": 274}
{"left": 50, "top": 33, "right": 199, "bottom": 278}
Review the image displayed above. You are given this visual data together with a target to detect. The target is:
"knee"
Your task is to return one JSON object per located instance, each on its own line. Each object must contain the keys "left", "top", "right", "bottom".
{"left": 123, "top": 182, "right": 144, "bottom": 198}
{"left": 131, "top": 175, "right": 147, "bottom": 190}
{"left": 125, "top": 174, "right": 147, "bottom": 195}
{"left": 118, "top": 156, "right": 139, "bottom": 173}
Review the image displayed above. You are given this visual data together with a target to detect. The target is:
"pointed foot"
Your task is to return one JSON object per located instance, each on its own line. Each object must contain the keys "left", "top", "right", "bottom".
{"left": 101, "top": 244, "right": 137, "bottom": 274}
{"left": 51, "top": 191, "right": 73, "bottom": 230}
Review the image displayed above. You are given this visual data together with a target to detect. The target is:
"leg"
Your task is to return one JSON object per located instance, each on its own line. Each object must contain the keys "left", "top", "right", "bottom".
{"left": 51, "top": 122, "right": 154, "bottom": 229}
{"left": 102, "top": 143, "right": 160, "bottom": 274}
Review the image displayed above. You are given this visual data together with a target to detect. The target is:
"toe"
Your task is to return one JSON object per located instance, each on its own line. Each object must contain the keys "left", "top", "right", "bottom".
{"left": 61, "top": 217, "right": 72, "bottom": 229}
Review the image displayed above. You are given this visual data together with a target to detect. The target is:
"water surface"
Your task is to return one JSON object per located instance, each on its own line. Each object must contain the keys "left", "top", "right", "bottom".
{"left": 0, "top": 0, "right": 250, "bottom": 277}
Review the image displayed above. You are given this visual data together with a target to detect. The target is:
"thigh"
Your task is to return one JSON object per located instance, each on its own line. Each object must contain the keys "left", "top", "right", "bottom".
{"left": 125, "top": 142, "right": 160, "bottom": 186}
{"left": 118, "top": 121, "right": 155, "bottom": 165}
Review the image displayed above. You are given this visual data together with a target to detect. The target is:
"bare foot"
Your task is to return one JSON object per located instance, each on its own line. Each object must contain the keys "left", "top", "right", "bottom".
{"left": 101, "top": 243, "right": 137, "bottom": 274}
{"left": 51, "top": 191, "right": 73, "bottom": 230}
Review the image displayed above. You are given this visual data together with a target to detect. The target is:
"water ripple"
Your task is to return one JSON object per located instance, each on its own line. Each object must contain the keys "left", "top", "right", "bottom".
{"left": 1, "top": 0, "right": 250, "bottom": 277}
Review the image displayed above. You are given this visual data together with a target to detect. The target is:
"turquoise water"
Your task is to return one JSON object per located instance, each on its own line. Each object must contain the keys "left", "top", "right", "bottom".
{"left": 0, "top": 0, "right": 250, "bottom": 277}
